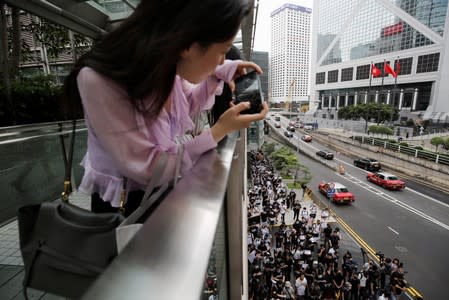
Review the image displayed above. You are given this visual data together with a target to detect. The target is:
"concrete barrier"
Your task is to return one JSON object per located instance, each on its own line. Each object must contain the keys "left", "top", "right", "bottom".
{"left": 312, "top": 131, "right": 449, "bottom": 190}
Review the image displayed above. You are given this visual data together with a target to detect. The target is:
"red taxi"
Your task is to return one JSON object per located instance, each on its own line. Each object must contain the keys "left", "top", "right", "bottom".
{"left": 366, "top": 172, "right": 405, "bottom": 190}
{"left": 318, "top": 182, "right": 355, "bottom": 204}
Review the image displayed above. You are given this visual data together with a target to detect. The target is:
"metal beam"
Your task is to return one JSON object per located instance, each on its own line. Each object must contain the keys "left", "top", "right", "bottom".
{"left": 5, "top": 0, "right": 109, "bottom": 38}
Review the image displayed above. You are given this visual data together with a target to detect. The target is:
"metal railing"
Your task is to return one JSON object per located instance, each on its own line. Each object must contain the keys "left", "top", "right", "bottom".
{"left": 81, "top": 131, "right": 247, "bottom": 300}
{"left": 1, "top": 120, "right": 247, "bottom": 299}
{"left": 353, "top": 136, "right": 449, "bottom": 166}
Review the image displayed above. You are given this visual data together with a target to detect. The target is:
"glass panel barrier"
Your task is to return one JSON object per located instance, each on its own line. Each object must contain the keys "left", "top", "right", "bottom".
{"left": 0, "top": 121, "right": 87, "bottom": 224}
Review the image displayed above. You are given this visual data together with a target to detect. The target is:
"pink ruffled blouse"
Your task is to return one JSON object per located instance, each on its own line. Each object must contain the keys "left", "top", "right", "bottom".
{"left": 77, "top": 60, "right": 241, "bottom": 207}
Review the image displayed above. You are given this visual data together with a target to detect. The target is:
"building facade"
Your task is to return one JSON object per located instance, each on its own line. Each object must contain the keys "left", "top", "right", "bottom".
{"left": 270, "top": 4, "right": 312, "bottom": 105}
{"left": 310, "top": 0, "right": 449, "bottom": 123}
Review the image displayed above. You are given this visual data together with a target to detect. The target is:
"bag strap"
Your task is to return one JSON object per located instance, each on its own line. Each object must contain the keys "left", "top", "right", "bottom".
{"left": 142, "top": 151, "right": 168, "bottom": 205}
{"left": 173, "top": 142, "right": 184, "bottom": 187}
{"left": 120, "top": 140, "right": 184, "bottom": 224}
{"left": 119, "top": 152, "right": 169, "bottom": 226}
{"left": 60, "top": 120, "right": 77, "bottom": 202}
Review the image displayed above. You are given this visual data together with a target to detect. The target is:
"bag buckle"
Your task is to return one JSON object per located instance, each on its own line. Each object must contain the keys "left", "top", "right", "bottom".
{"left": 61, "top": 180, "right": 71, "bottom": 202}
{"left": 119, "top": 190, "right": 126, "bottom": 214}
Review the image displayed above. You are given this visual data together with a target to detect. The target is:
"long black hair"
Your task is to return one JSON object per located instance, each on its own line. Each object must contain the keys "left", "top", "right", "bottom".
{"left": 64, "top": 0, "right": 250, "bottom": 120}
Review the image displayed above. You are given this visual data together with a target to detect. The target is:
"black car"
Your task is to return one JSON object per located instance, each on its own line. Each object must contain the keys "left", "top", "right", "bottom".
{"left": 316, "top": 150, "right": 334, "bottom": 160}
{"left": 284, "top": 131, "right": 293, "bottom": 138}
{"left": 287, "top": 125, "right": 295, "bottom": 132}
{"left": 354, "top": 158, "right": 381, "bottom": 171}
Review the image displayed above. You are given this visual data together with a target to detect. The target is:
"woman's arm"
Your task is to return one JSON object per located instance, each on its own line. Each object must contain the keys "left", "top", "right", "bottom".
{"left": 183, "top": 60, "right": 241, "bottom": 114}
{"left": 78, "top": 68, "right": 215, "bottom": 185}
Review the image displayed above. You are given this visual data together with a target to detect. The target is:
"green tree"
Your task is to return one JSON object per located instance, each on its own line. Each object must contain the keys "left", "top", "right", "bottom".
{"left": 263, "top": 143, "right": 311, "bottom": 188}
{"left": 339, "top": 103, "right": 398, "bottom": 133}
{"left": 373, "top": 103, "right": 397, "bottom": 125}
{"left": 0, "top": 3, "right": 91, "bottom": 125}
{"left": 369, "top": 125, "right": 393, "bottom": 137}
{"left": 430, "top": 136, "right": 444, "bottom": 152}
{"left": 444, "top": 138, "right": 449, "bottom": 152}
{"left": 22, "top": 19, "right": 90, "bottom": 60}
{"left": 262, "top": 142, "right": 276, "bottom": 156}
{"left": 269, "top": 146, "right": 299, "bottom": 176}
{"left": 0, "top": 2, "right": 20, "bottom": 123}
{"left": 292, "top": 163, "right": 312, "bottom": 188}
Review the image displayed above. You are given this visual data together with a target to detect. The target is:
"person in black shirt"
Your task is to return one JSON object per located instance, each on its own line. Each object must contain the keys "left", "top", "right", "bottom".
{"left": 348, "top": 272, "right": 360, "bottom": 300}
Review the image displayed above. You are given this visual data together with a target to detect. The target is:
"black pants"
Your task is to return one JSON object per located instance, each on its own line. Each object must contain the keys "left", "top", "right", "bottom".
{"left": 91, "top": 190, "right": 144, "bottom": 217}
{"left": 91, "top": 187, "right": 171, "bottom": 221}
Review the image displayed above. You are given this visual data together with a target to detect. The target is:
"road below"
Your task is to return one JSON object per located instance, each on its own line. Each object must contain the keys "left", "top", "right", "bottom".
{"left": 267, "top": 115, "right": 449, "bottom": 299}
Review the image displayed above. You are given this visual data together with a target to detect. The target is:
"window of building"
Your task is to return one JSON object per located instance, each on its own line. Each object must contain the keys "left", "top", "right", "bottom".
{"left": 417, "top": 53, "right": 440, "bottom": 73}
{"left": 341, "top": 67, "right": 353, "bottom": 81}
{"left": 19, "top": 66, "right": 45, "bottom": 78}
{"left": 356, "top": 64, "right": 370, "bottom": 80}
{"left": 49, "top": 64, "right": 73, "bottom": 85}
{"left": 394, "top": 57, "right": 413, "bottom": 75}
{"left": 327, "top": 70, "right": 338, "bottom": 83}
{"left": 316, "top": 72, "right": 325, "bottom": 84}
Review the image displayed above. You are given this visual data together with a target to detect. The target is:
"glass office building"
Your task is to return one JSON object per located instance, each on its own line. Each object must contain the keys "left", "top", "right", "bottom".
{"left": 310, "top": 0, "right": 449, "bottom": 123}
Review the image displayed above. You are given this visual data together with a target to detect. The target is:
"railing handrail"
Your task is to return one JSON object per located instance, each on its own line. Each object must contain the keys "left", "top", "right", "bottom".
{"left": 0, "top": 119, "right": 85, "bottom": 133}
{"left": 81, "top": 133, "right": 239, "bottom": 300}
{"left": 0, "top": 120, "right": 87, "bottom": 144}
{"left": 353, "top": 135, "right": 449, "bottom": 166}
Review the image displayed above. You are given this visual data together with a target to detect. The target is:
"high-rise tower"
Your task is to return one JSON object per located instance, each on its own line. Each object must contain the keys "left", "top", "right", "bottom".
{"left": 270, "top": 4, "right": 312, "bottom": 107}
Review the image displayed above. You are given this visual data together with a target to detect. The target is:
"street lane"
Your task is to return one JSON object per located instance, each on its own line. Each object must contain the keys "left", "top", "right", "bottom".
{"left": 267, "top": 116, "right": 449, "bottom": 299}
{"left": 296, "top": 141, "right": 449, "bottom": 300}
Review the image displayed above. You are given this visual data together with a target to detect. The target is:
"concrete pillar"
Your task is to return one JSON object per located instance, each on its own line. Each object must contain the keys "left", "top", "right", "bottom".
{"left": 354, "top": 92, "right": 358, "bottom": 106}
{"left": 336, "top": 94, "right": 340, "bottom": 109}
{"left": 412, "top": 88, "right": 418, "bottom": 110}
{"left": 399, "top": 89, "right": 404, "bottom": 109}
{"left": 321, "top": 96, "right": 325, "bottom": 109}
{"left": 345, "top": 93, "right": 349, "bottom": 107}
{"left": 328, "top": 95, "right": 332, "bottom": 109}
{"left": 375, "top": 90, "right": 379, "bottom": 103}
{"left": 386, "top": 90, "right": 391, "bottom": 105}
{"left": 364, "top": 91, "right": 368, "bottom": 104}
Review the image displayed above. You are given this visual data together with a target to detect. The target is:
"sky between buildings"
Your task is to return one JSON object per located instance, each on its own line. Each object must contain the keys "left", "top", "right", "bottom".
{"left": 254, "top": 0, "right": 314, "bottom": 52}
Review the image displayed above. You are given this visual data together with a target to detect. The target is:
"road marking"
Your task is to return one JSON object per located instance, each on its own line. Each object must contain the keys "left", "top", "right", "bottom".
{"left": 387, "top": 226, "right": 399, "bottom": 235}
{"left": 280, "top": 125, "right": 449, "bottom": 231}
{"left": 333, "top": 214, "right": 419, "bottom": 300}
{"left": 338, "top": 158, "right": 449, "bottom": 208}
{"left": 336, "top": 172, "right": 449, "bottom": 231}
{"left": 405, "top": 187, "right": 449, "bottom": 209}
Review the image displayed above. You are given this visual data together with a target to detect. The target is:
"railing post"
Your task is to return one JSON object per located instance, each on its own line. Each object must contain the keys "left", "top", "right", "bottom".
{"left": 415, "top": 149, "right": 418, "bottom": 157}
{"left": 436, "top": 154, "right": 439, "bottom": 164}
{"left": 398, "top": 145, "right": 401, "bottom": 153}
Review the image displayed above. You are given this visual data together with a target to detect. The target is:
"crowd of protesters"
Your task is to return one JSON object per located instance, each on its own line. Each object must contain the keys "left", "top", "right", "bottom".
{"left": 247, "top": 151, "right": 409, "bottom": 300}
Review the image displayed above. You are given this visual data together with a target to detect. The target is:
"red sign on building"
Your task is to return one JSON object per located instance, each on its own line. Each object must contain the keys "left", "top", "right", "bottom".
{"left": 382, "top": 22, "right": 403, "bottom": 37}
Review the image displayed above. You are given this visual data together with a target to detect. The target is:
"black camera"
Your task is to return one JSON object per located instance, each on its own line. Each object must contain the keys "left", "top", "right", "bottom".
{"left": 233, "top": 70, "right": 263, "bottom": 114}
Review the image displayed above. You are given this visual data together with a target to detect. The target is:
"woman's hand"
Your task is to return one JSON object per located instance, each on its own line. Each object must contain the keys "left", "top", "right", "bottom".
{"left": 210, "top": 101, "right": 269, "bottom": 142}
{"left": 227, "top": 61, "right": 263, "bottom": 92}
